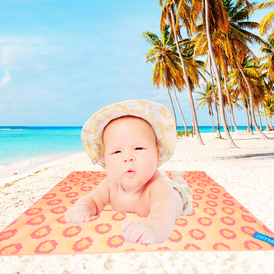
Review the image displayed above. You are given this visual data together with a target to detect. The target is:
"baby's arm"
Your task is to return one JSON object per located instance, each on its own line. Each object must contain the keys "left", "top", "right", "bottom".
{"left": 122, "top": 179, "right": 178, "bottom": 244}
{"left": 145, "top": 181, "right": 177, "bottom": 243}
{"left": 65, "top": 177, "right": 110, "bottom": 224}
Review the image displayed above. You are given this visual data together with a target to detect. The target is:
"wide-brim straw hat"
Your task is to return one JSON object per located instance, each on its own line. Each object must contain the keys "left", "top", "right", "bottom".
{"left": 81, "top": 100, "right": 176, "bottom": 168}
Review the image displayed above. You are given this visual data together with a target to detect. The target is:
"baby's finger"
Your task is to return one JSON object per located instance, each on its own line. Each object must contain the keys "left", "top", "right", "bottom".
{"left": 128, "top": 228, "right": 146, "bottom": 243}
{"left": 84, "top": 213, "right": 90, "bottom": 223}
{"left": 121, "top": 218, "right": 134, "bottom": 233}
{"left": 138, "top": 231, "right": 154, "bottom": 244}
{"left": 75, "top": 213, "right": 86, "bottom": 224}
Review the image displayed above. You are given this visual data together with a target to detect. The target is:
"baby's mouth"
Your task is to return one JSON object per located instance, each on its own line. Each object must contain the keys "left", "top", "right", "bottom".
{"left": 125, "top": 169, "right": 135, "bottom": 174}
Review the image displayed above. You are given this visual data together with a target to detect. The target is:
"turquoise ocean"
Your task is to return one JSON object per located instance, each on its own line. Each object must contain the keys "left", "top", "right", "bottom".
{"left": 0, "top": 125, "right": 267, "bottom": 169}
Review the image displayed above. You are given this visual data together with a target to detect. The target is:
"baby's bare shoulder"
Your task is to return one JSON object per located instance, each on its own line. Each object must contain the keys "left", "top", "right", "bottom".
{"left": 148, "top": 176, "right": 174, "bottom": 196}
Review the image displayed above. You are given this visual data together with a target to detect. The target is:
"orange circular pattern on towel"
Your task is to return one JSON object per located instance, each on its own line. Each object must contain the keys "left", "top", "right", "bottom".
{"left": 0, "top": 171, "right": 274, "bottom": 256}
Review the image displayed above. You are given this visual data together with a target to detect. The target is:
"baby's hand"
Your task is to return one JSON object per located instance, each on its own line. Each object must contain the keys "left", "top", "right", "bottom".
{"left": 121, "top": 218, "right": 156, "bottom": 244}
{"left": 65, "top": 205, "right": 91, "bottom": 224}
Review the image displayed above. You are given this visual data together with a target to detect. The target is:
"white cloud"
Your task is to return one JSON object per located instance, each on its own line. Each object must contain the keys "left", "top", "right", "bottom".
{"left": 0, "top": 69, "right": 11, "bottom": 89}
{"left": 0, "top": 44, "right": 23, "bottom": 66}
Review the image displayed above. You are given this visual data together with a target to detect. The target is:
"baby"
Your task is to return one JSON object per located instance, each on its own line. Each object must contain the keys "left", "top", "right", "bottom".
{"left": 65, "top": 100, "right": 192, "bottom": 244}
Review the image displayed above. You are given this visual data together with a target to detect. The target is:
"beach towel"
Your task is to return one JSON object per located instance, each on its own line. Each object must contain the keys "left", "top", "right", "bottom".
{"left": 0, "top": 171, "right": 274, "bottom": 256}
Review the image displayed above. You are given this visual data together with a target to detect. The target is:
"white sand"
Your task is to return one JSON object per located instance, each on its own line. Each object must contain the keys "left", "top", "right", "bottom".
{"left": 0, "top": 131, "right": 274, "bottom": 273}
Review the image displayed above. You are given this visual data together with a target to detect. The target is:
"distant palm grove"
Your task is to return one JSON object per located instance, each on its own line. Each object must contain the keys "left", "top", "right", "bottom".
{"left": 143, "top": 0, "right": 274, "bottom": 147}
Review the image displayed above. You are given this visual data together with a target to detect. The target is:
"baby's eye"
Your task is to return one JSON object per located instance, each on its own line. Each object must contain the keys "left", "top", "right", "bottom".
{"left": 135, "top": 147, "right": 143, "bottom": 150}
{"left": 114, "top": 151, "right": 121, "bottom": 154}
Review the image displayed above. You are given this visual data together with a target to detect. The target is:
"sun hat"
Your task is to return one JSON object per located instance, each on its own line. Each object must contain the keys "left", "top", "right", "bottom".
{"left": 81, "top": 100, "right": 176, "bottom": 168}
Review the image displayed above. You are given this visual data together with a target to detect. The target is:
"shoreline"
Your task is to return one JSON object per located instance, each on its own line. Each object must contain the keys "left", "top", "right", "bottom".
{"left": 0, "top": 150, "right": 85, "bottom": 182}
{"left": 1, "top": 131, "right": 274, "bottom": 273}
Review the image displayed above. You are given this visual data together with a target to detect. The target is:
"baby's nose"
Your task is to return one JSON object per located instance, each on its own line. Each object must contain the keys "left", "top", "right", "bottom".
{"left": 124, "top": 155, "right": 135, "bottom": 163}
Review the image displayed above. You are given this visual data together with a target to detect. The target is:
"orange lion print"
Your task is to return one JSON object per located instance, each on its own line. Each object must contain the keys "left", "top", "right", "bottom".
{"left": 197, "top": 217, "right": 213, "bottom": 227}
{"left": 80, "top": 186, "right": 93, "bottom": 192}
{"left": 221, "top": 207, "right": 235, "bottom": 215}
{"left": 74, "top": 182, "right": 85, "bottom": 187}
{"left": 42, "top": 193, "right": 57, "bottom": 199}
{"left": 205, "top": 200, "right": 218, "bottom": 207}
{"left": 72, "top": 237, "right": 93, "bottom": 252}
{"left": 244, "top": 240, "right": 263, "bottom": 250}
{"left": 0, "top": 229, "right": 17, "bottom": 242}
{"left": 112, "top": 212, "right": 126, "bottom": 221}
{"left": 189, "top": 229, "right": 206, "bottom": 240}
{"left": 60, "top": 186, "right": 73, "bottom": 192}
{"left": 169, "top": 229, "right": 183, "bottom": 243}
{"left": 56, "top": 215, "right": 66, "bottom": 224}
{"left": 0, "top": 243, "right": 23, "bottom": 255}
{"left": 220, "top": 216, "right": 236, "bottom": 226}
{"left": 65, "top": 192, "right": 79, "bottom": 198}
{"left": 241, "top": 215, "right": 256, "bottom": 224}
{"left": 31, "top": 226, "right": 52, "bottom": 239}
{"left": 207, "top": 194, "right": 218, "bottom": 200}
{"left": 94, "top": 223, "right": 112, "bottom": 234}
{"left": 222, "top": 200, "right": 235, "bottom": 206}
{"left": 63, "top": 226, "right": 82, "bottom": 238}
{"left": 212, "top": 242, "right": 231, "bottom": 251}
{"left": 47, "top": 199, "right": 63, "bottom": 206}
{"left": 34, "top": 240, "right": 58, "bottom": 254}
{"left": 50, "top": 206, "right": 67, "bottom": 215}
{"left": 24, "top": 207, "right": 43, "bottom": 216}
{"left": 210, "top": 187, "right": 220, "bottom": 193}
{"left": 26, "top": 215, "right": 46, "bottom": 226}
{"left": 175, "top": 218, "right": 188, "bottom": 227}
{"left": 241, "top": 226, "right": 256, "bottom": 236}
{"left": 219, "top": 228, "right": 237, "bottom": 240}
{"left": 204, "top": 208, "right": 217, "bottom": 216}
{"left": 106, "top": 235, "right": 124, "bottom": 248}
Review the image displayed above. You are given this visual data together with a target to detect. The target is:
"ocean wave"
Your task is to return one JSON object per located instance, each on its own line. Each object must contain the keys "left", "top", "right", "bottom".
{"left": 0, "top": 158, "right": 39, "bottom": 169}
{"left": 0, "top": 129, "right": 24, "bottom": 131}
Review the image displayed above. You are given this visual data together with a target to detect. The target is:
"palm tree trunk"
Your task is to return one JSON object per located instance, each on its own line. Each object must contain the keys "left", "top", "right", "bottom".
{"left": 167, "top": 88, "right": 177, "bottom": 130}
{"left": 227, "top": 106, "right": 233, "bottom": 132}
{"left": 205, "top": 0, "right": 237, "bottom": 147}
{"left": 247, "top": 98, "right": 254, "bottom": 134}
{"left": 236, "top": 59, "right": 268, "bottom": 139}
{"left": 262, "top": 104, "right": 271, "bottom": 131}
{"left": 257, "top": 107, "right": 263, "bottom": 130}
{"left": 245, "top": 105, "right": 250, "bottom": 133}
{"left": 209, "top": 57, "right": 221, "bottom": 138}
{"left": 211, "top": 112, "right": 215, "bottom": 132}
{"left": 223, "top": 76, "right": 240, "bottom": 134}
{"left": 173, "top": 87, "right": 188, "bottom": 132}
{"left": 168, "top": 5, "right": 204, "bottom": 145}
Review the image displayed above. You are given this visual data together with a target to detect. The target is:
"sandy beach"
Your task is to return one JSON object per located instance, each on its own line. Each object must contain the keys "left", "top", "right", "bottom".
{"left": 0, "top": 131, "right": 274, "bottom": 273}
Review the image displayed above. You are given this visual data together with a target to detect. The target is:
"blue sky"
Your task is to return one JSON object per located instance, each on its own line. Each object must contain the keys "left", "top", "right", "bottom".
{"left": 0, "top": 0, "right": 271, "bottom": 126}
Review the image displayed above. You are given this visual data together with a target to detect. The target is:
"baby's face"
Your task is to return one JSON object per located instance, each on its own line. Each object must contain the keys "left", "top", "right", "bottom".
{"left": 103, "top": 116, "right": 159, "bottom": 194}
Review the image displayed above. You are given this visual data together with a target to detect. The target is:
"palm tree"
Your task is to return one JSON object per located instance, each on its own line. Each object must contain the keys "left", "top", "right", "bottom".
{"left": 173, "top": 87, "right": 188, "bottom": 132}
{"left": 209, "top": 57, "right": 222, "bottom": 138}
{"left": 264, "top": 95, "right": 274, "bottom": 129}
{"left": 160, "top": 0, "right": 204, "bottom": 145}
{"left": 204, "top": 0, "right": 238, "bottom": 146}
{"left": 259, "top": 35, "right": 274, "bottom": 81}
{"left": 195, "top": 83, "right": 216, "bottom": 132}
{"left": 250, "top": 0, "right": 274, "bottom": 36}
{"left": 142, "top": 26, "right": 183, "bottom": 129}
{"left": 219, "top": 0, "right": 268, "bottom": 139}
{"left": 229, "top": 55, "right": 263, "bottom": 131}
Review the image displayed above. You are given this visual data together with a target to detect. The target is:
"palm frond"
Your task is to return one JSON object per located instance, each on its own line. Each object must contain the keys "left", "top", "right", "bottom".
{"left": 259, "top": 11, "right": 274, "bottom": 36}
{"left": 251, "top": 0, "right": 274, "bottom": 14}
{"left": 142, "top": 32, "right": 162, "bottom": 47}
